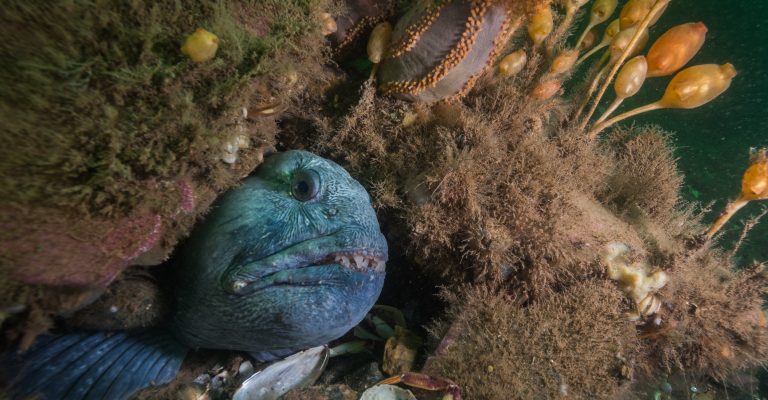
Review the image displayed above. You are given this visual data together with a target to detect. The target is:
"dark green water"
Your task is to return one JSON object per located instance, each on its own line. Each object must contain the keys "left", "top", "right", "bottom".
{"left": 600, "top": 1, "right": 768, "bottom": 264}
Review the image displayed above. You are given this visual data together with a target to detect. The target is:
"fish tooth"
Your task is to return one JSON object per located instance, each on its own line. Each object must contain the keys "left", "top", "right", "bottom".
{"left": 339, "top": 256, "right": 350, "bottom": 268}
{"left": 359, "top": 258, "right": 370, "bottom": 269}
{"left": 353, "top": 255, "right": 364, "bottom": 268}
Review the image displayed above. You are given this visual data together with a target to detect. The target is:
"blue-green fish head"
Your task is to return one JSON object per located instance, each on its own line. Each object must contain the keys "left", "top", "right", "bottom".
{"left": 171, "top": 150, "right": 387, "bottom": 352}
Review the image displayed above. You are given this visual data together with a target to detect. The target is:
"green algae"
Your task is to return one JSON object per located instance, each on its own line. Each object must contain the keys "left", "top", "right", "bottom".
{"left": 0, "top": 0, "right": 326, "bottom": 217}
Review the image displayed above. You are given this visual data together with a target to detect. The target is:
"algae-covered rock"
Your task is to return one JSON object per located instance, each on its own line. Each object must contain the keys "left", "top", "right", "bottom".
{"left": 423, "top": 283, "right": 638, "bottom": 399}
{"left": 0, "top": 0, "right": 333, "bottom": 336}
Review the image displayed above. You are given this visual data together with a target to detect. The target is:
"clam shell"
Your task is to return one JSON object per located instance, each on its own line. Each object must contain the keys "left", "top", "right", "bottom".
{"left": 233, "top": 345, "right": 329, "bottom": 400}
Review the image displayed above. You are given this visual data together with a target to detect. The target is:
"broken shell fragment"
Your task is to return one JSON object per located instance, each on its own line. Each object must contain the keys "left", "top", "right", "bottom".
{"left": 221, "top": 151, "right": 238, "bottom": 165}
{"left": 321, "top": 12, "right": 338, "bottom": 36}
{"left": 602, "top": 243, "right": 668, "bottom": 318}
{"left": 360, "top": 384, "right": 417, "bottom": 400}
{"left": 383, "top": 326, "right": 423, "bottom": 375}
{"left": 637, "top": 293, "right": 662, "bottom": 316}
{"left": 249, "top": 100, "right": 287, "bottom": 118}
{"left": 232, "top": 346, "right": 329, "bottom": 400}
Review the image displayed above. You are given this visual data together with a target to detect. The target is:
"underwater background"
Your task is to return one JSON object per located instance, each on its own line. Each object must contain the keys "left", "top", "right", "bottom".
{"left": 2, "top": 0, "right": 767, "bottom": 398}
{"left": 624, "top": 0, "right": 768, "bottom": 264}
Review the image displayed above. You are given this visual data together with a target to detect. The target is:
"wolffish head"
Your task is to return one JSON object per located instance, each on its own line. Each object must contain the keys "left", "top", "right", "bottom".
{"left": 172, "top": 150, "right": 387, "bottom": 351}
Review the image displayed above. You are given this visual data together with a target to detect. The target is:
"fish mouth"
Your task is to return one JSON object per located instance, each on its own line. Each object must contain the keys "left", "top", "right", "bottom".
{"left": 321, "top": 250, "right": 387, "bottom": 273}
{"left": 227, "top": 235, "right": 387, "bottom": 295}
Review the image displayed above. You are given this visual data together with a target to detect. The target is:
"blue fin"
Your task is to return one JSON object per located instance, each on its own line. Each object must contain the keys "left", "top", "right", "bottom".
{"left": 3, "top": 330, "right": 188, "bottom": 400}
{"left": 248, "top": 348, "right": 297, "bottom": 362}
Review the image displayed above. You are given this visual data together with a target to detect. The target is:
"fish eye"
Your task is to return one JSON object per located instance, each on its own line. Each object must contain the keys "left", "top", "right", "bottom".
{"left": 290, "top": 169, "right": 321, "bottom": 202}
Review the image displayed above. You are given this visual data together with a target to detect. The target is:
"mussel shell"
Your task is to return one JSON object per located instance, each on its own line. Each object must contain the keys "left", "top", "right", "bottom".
{"left": 233, "top": 345, "right": 329, "bottom": 400}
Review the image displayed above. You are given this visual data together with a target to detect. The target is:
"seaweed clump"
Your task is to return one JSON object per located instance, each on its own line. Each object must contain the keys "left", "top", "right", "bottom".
{"left": 424, "top": 282, "right": 638, "bottom": 399}
{"left": 286, "top": 0, "right": 768, "bottom": 396}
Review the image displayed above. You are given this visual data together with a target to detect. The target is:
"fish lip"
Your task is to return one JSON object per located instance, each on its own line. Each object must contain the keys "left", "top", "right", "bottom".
{"left": 227, "top": 235, "right": 387, "bottom": 294}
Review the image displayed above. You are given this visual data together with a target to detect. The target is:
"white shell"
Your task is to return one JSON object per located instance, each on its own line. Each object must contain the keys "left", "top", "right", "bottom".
{"left": 360, "top": 384, "right": 418, "bottom": 400}
{"left": 232, "top": 345, "right": 328, "bottom": 400}
{"left": 637, "top": 294, "right": 661, "bottom": 316}
{"left": 221, "top": 151, "right": 238, "bottom": 164}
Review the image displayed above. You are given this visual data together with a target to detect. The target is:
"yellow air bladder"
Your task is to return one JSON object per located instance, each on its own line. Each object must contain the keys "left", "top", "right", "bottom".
{"left": 498, "top": 49, "right": 528, "bottom": 77}
{"left": 575, "top": 0, "right": 619, "bottom": 50}
{"left": 620, "top": 0, "right": 667, "bottom": 30}
{"left": 367, "top": 22, "right": 393, "bottom": 78}
{"left": 646, "top": 22, "right": 708, "bottom": 77}
{"left": 547, "top": 0, "right": 590, "bottom": 52}
{"left": 588, "top": 63, "right": 737, "bottom": 139}
{"left": 577, "top": 19, "right": 621, "bottom": 66}
{"left": 576, "top": 25, "right": 649, "bottom": 124}
{"left": 549, "top": 49, "right": 579, "bottom": 75}
{"left": 528, "top": 5, "right": 554, "bottom": 46}
{"left": 531, "top": 79, "right": 562, "bottom": 100}
{"left": 608, "top": 26, "right": 650, "bottom": 64}
{"left": 707, "top": 149, "right": 768, "bottom": 239}
{"left": 579, "top": 0, "right": 669, "bottom": 130}
{"left": 594, "top": 56, "right": 648, "bottom": 125}
{"left": 368, "top": 22, "right": 393, "bottom": 64}
{"left": 579, "top": 28, "right": 598, "bottom": 52}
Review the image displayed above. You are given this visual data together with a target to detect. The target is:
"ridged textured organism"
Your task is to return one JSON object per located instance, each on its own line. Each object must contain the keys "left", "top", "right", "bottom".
{"left": 377, "top": 0, "right": 517, "bottom": 103}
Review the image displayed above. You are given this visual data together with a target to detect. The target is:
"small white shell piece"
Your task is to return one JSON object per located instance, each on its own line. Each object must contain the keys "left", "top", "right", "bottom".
{"left": 601, "top": 242, "right": 668, "bottom": 318}
{"left": 360, "top": 384, "right": 418, "bottom": 400}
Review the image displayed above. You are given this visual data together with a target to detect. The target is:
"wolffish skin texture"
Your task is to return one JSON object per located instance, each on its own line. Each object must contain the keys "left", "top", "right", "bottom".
{"left": 171, "top": 150, "right": 388, "bottom": 352}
